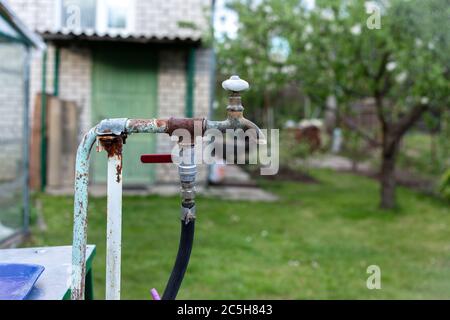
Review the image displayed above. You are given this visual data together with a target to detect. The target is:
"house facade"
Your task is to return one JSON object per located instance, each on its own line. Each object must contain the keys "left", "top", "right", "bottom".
{"left": 8, "top": 0, "right": 213, "bottom": 188}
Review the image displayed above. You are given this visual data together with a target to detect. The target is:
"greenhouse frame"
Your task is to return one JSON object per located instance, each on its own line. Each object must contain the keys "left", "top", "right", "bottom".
{"left": 0, "top": 0, "right": 44, "bottom": 245}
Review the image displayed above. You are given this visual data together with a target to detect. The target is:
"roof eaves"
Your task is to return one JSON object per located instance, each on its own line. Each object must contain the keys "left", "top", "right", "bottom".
{"left": 41, "top": 30, "right": 203, "bottom": 45}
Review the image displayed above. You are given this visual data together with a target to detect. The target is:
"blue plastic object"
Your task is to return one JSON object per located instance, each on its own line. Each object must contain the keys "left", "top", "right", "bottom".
{"left": 0, "top": 263, "right": 45, "bottom": 300}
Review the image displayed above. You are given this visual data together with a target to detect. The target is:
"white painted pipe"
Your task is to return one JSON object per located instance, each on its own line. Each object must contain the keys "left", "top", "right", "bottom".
{"left": 106, "top": 154, "right": 122, "bottom": 300}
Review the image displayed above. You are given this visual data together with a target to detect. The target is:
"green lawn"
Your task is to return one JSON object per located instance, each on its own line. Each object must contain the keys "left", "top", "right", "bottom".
{"left": 397, "top": 131, "right": 448, "bottom": 179}
{"left": 24, "top": 170, "right": 450, "bottom": 299}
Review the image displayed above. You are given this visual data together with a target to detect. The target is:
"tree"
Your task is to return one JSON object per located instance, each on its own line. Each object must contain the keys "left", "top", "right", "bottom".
{"left": 216, "top": 0, "right": 307, "bottom": 128}
{"left": 297, "top": 0, "right": 449, "bottom": 208}
{"left": 218, "top": 0, "right": 449, "bottom": 209}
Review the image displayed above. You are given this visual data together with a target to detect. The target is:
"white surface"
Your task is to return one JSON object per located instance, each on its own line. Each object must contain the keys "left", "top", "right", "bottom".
{"left": 0, "top": 223, "right": 15, "bottom": 240}
{"left": 0, "top": 245, "right": 95, "bottom": 300}
{"left": 106, "top": 156, "right": 122, "bottom": 300}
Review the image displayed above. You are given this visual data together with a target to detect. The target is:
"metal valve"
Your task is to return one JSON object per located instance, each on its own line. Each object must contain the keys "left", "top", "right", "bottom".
{"left": 222, "top": 75, "right": 249, "bottom": 112}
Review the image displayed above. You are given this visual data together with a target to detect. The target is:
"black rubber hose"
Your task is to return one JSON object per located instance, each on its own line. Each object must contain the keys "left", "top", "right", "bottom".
{"left": 162, "top": 216, "right": 195, "bottom": 300}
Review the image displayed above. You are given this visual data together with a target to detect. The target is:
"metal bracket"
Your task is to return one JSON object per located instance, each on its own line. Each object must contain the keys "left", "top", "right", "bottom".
{"left": 96, "top": 118, "right": 129, "bottom": 136}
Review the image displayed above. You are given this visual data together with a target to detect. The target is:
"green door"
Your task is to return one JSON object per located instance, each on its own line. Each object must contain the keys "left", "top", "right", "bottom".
{"left": 91, "top": 46, "right": 158, "bottom": 185}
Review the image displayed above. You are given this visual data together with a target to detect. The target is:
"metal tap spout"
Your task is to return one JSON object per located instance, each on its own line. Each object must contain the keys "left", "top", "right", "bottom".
{"left": 205, "top": 75, "right": 266, "bottom": 144}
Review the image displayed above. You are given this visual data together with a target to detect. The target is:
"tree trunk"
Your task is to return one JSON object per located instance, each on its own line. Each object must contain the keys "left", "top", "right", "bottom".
{"left": 430, "top": 133, "right": 437, "bottom": 164}
{"left": 380, "top": 135, "right": 399, "bottom": 209}
{"left": 351, "top": 159, "right": 358, "bottom": 172}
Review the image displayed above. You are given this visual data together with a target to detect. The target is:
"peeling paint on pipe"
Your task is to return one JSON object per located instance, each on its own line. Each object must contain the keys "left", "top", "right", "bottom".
{"left": 71, "top": 126, "right": 97, "bottom": 300}
{"left": 126, "top": 118, "right": 168, "bottom": 134}
{"left": 71, "top": 119, "right": 171, "bottom": 300}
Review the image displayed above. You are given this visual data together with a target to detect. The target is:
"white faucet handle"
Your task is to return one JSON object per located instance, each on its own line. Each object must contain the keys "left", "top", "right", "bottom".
{"left": 222, "top": 75, "right": 249, "bottom": 92}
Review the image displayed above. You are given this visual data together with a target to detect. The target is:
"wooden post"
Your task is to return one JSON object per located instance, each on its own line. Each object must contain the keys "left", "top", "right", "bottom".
{"left": 29, "top": 94, "right": 43, "bottom": 190}
{"left": 47, "top": 97, "right": 62, "bottom": 188}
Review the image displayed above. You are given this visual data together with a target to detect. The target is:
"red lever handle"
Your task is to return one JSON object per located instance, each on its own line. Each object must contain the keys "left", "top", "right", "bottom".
{"left": 141, "top": 154, "right": 173, "bottom": 164}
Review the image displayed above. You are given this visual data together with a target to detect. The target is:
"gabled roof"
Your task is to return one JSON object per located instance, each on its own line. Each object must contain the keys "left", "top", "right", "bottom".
{"left": 0, "top": 0, "right": 45, "bottom": 49}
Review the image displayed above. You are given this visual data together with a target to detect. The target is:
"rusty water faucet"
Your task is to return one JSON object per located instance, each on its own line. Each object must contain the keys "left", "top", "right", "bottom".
{"left": 71, "top": 75, "right": 266, "bottom": 300}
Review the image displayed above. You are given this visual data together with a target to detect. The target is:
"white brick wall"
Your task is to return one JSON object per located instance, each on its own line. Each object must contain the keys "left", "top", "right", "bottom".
{"left": 135, "top": 0, "right": 210, "bottom": 39}
{"left": 9, "top": 0, "right": 210, "bottom": 39}
{"left": 58, "top": 47, "right": 92, "bottom": 137}
{"left": 193, "top": 48, "right": 212, "bottom": 183}
{"left": 194, "top": 48, "right": 212, "bottom": 118}
{"left": 156, "top": 50, "right": 185, "bottom": 182}
{"left": 7, "top": 0, "right": 55, "bottom": 32}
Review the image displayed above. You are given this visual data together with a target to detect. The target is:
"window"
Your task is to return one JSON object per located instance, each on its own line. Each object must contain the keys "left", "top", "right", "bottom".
{"left": 106, "top": 0, "right": 128, "bottom": 29}
{"left": 57, "top": 0, "right": 135, "bottom": 33}
{"left": 60, "top": 0, "right": 96, "bottom": 30}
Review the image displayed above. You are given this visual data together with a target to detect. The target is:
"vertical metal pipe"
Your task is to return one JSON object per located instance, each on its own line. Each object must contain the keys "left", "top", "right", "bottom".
{"left": 185, "top": 47, "right": 196, "bottom": 118}
{"left": 208, "top": 0, "right": 217, "bottom": 120}
{"left": 40, "top": 49, "right": 47, "bottom": 191}
{"left": 206, "top": 0, "right": 217, "bottom": 183}
{"left": 53, "top": 46, "right": 60, "bottom": 96}
{"left": 71, "top": 127, "right": 97, "bottom": 300}
{"left": 106, "top": 152, "right": 123, "bottom": 300}
{"left": 22, "top": 46, "right": 31, "bottom": 232}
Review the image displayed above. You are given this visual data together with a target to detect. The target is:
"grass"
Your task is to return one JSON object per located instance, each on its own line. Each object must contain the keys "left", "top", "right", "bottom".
{"left": 397, "top": 131, "right": 448, "bottom": 179}
{"left": 24, "top": 169, "right": 450, "bottom": 299}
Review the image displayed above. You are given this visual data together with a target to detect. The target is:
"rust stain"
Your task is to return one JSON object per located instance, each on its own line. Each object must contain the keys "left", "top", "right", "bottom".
{"left": 156, "top": 119, "right": 168, "bottom": 128}
{"left": 98, "top": 135, "right": 124, "bottom": 182}
{"left": 98, "top": 135, "right": 123, "bottom": 158}
{"left": 80, "top": 281, "right": 85, "bottom": 297}
{"left": 228, "top": 95, "right": 241, "bottom": 106}
{"left": 128, "top": 118, "right": 160, "bottom": 128}
{"left": 227, "top": 110, "right": 244, "bottom": 119}
{"left": 115, "top": 161, "right": 122, "bottom": 183}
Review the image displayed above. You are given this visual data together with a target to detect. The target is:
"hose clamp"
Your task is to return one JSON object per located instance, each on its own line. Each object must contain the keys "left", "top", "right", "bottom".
{"left": 181, "top": 205, "right": 196, "bottom": 224}
{"left": 180, "top": 187, "right": 195, "bottom": 201}
{"left": 179, "top": 164, "right": 197, "bottom": 183}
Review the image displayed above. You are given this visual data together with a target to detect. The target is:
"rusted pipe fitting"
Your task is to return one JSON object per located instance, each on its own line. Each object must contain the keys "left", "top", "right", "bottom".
{"left": 166, "top": 117, "right": 205, "bottom": 143}
{"left": 178, "top": 144, "right": 197, "bottom": 219}
{"left": 97, "top": 135, "right": 124, "bottom": 184}
{"left": 97, "top": 135, "right": 124, "bottom": 158}
{"left": 227, "top": 92, "right": 244, "bottom": 112}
